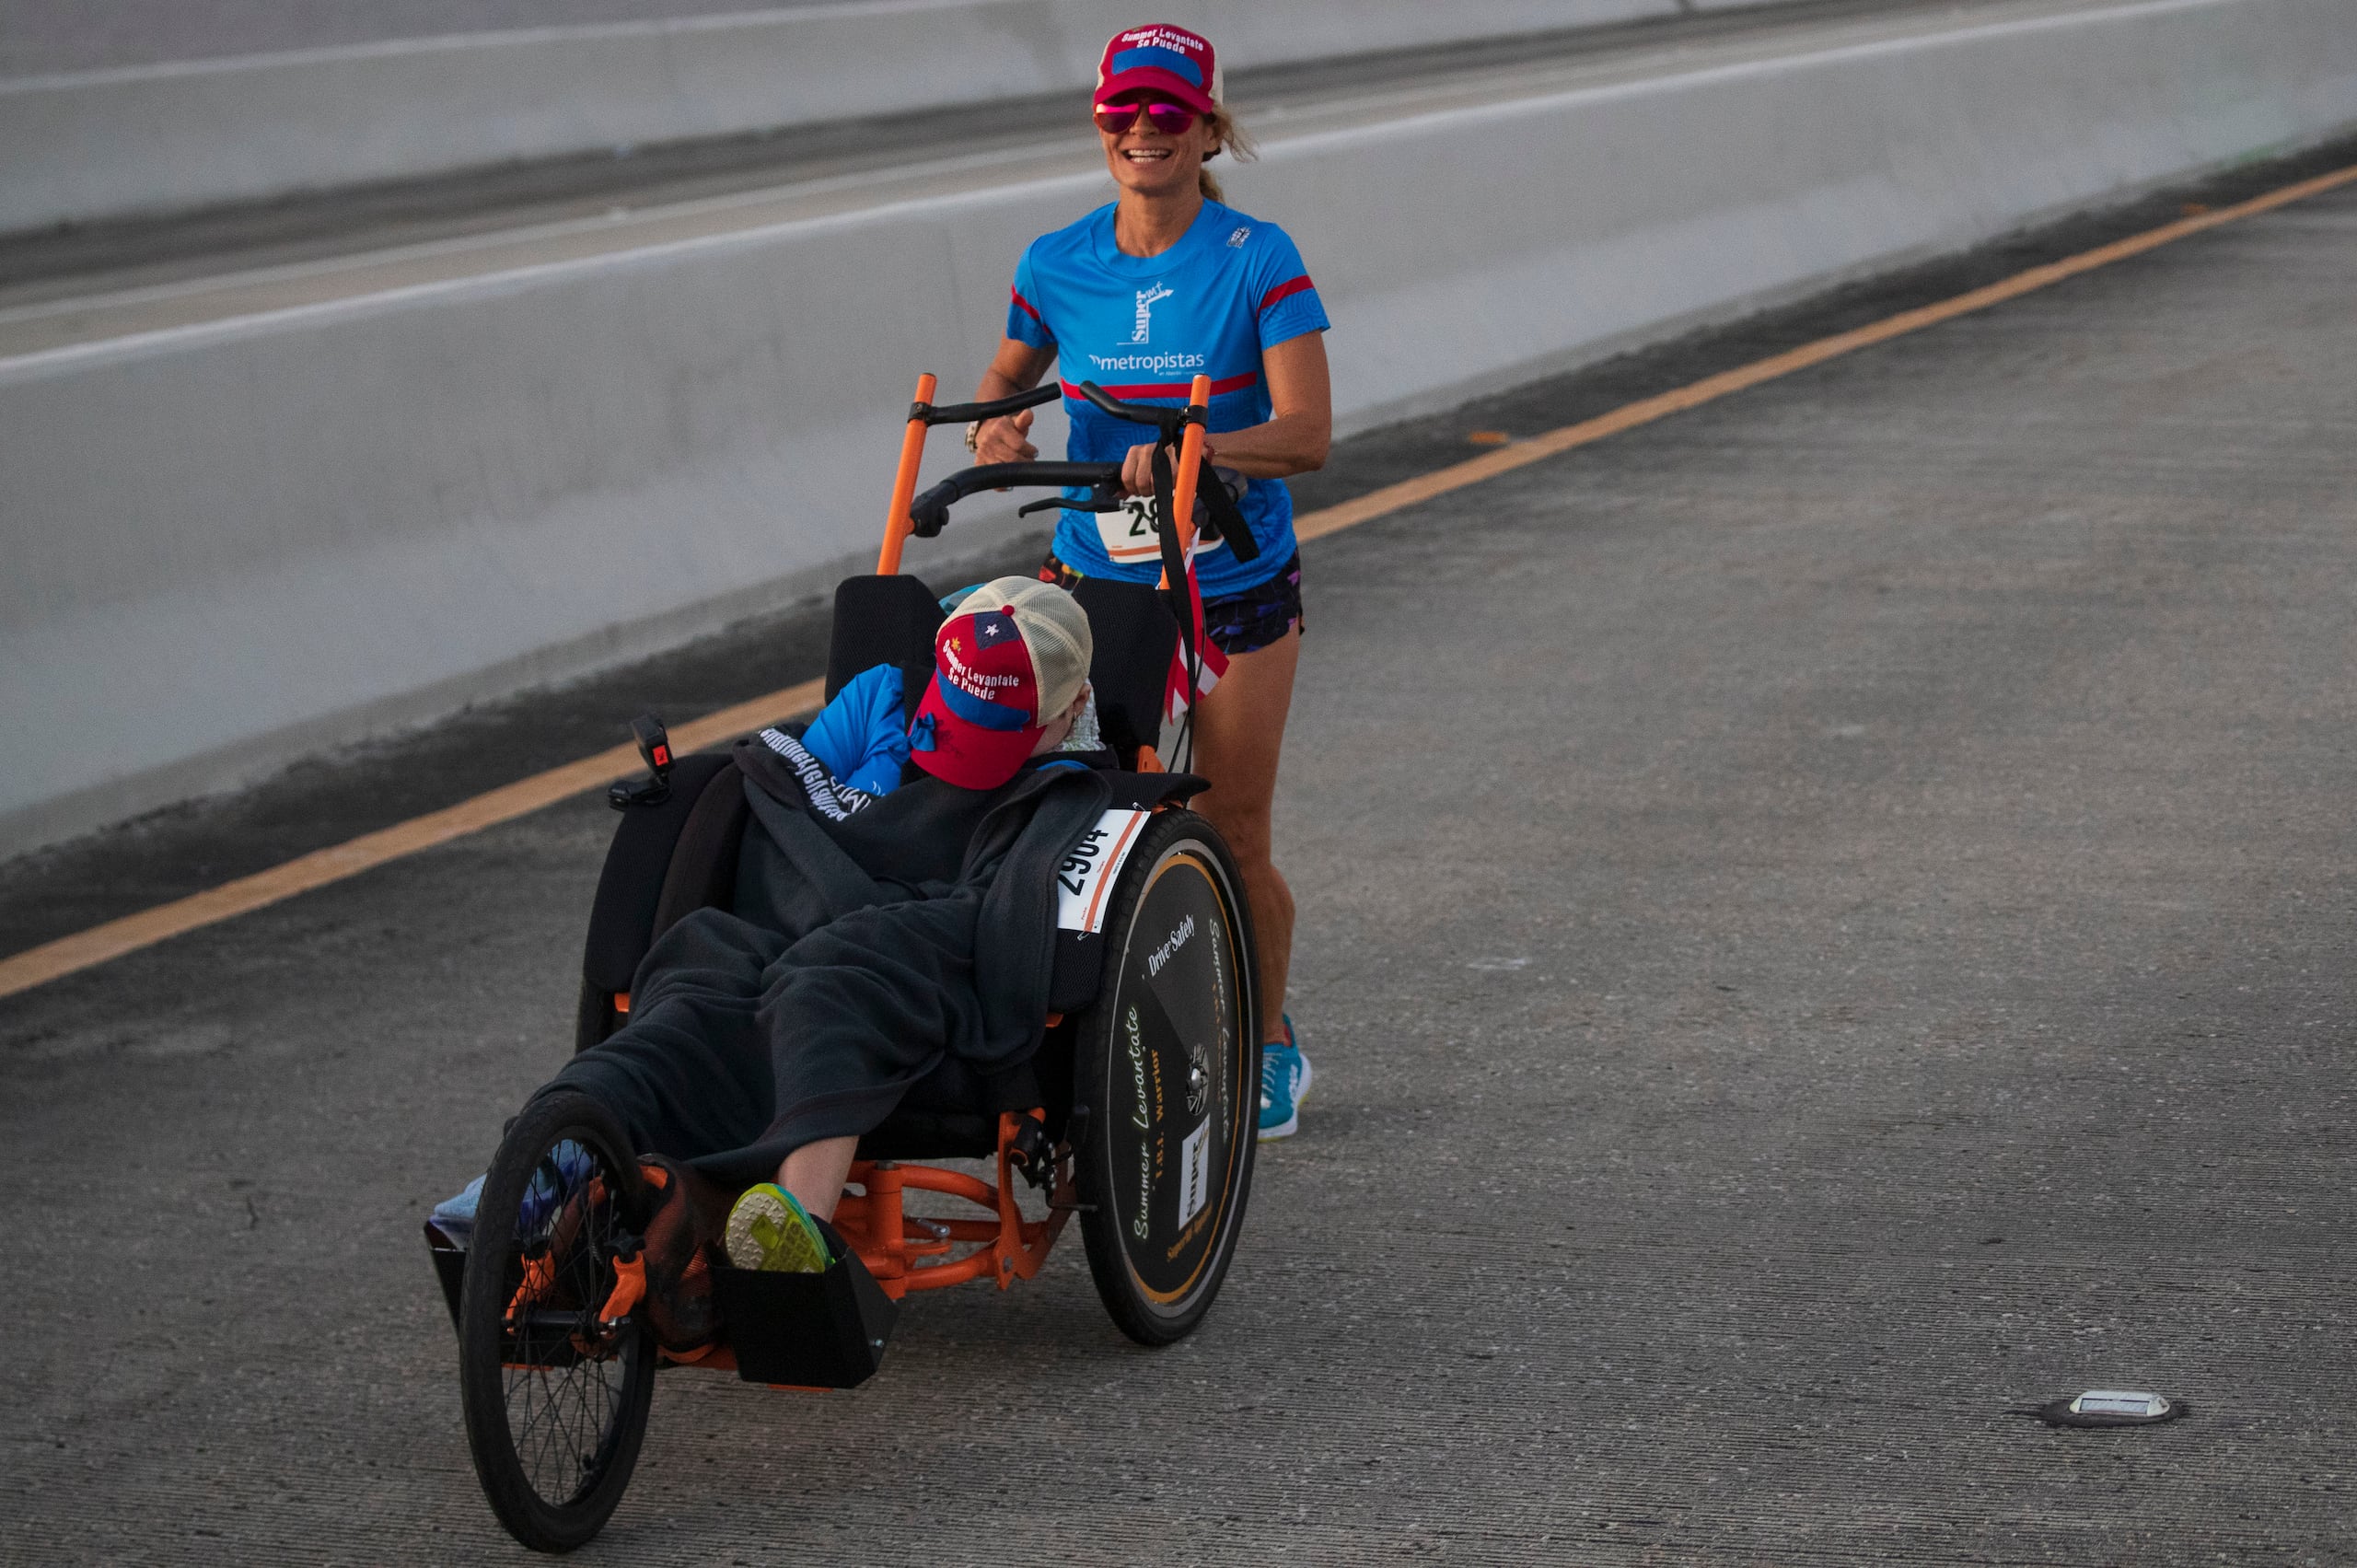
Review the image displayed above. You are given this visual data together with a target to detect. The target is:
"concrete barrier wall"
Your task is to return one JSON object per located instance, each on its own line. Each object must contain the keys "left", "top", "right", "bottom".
{"left": 0, "top": 0, "right": 1769, "bottom": 234}
{"left": 4, "top": 0, "right": 2354, "bottom": 854}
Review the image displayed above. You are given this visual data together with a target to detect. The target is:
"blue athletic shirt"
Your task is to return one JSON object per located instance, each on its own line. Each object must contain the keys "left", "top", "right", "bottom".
{"left": 1007, "top": 198, "right": 1329, "bottom": 599}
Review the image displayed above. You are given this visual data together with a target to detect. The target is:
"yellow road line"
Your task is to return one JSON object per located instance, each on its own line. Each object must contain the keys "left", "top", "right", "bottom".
{"left": 0, "top": 681, "right": 822, "bottom": 1000}
{"left": 6, "top": 158, "right": 2352, "bottom": 1002}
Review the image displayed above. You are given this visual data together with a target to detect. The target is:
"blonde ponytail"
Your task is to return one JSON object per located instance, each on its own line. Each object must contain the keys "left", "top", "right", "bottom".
{"left": 1197, "top": 105, "right": 1257, "bottom": 203}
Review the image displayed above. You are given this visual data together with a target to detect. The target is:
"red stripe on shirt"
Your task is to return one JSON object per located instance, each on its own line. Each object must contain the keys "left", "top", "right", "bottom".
{"left": 1061, "top": 372, "right": 1260, "bottom": 401}
{"left": 1257, "top": 275, "right": 1316, "bottom": 314}
{"left": 1010, "top": 286, "right": 1045, "bottom": 322}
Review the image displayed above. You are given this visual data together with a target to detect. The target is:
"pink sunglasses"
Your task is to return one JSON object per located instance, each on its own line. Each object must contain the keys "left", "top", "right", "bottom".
{"left": 1093, "top": 96, "right": 1201, "bottom": 136}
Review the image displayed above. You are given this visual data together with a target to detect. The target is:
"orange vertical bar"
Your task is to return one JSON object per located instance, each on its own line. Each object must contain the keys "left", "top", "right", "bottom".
{"left": 1156, "top": 373, "right": 1213, "bottom": 589}
{"left": 866, "top": 1161, "right": 908, "bottom": 1282}
{"left": 877, "top": 373, "right": 937, "bottom": 576}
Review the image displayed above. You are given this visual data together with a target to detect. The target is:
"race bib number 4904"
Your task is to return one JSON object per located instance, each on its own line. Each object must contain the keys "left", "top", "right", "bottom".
{"left": 1055, "top": 808, "right": 1150, "bottom": 935}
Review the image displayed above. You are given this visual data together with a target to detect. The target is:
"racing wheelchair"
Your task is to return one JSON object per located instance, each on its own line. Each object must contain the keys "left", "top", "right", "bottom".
{"left": 426, "top": 376, "right": 1263, "bottom": 1551}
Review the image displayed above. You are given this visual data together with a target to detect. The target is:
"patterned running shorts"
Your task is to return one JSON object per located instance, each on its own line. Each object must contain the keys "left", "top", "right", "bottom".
{"left": 1038, "top": 551, "right": 1304, "bottom": 656}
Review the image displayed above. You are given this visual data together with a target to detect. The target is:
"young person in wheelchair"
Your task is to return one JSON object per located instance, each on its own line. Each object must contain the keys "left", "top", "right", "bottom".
{"left": 439, "top": 378, "right": 1270, "bottom": 1551}
{"left": 443, "top": 577, "right": 1119, "bottom": 1351}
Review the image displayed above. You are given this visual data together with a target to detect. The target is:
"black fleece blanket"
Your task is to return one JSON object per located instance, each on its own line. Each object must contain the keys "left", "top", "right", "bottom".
{"left": 539, "top": 746, "right": 1111, "bottom": 1188}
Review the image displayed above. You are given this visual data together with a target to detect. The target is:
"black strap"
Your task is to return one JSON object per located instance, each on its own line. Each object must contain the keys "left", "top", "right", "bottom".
{"left": 1150, "top": 441, "right": 1193, "bottom": 666}
{"left": 1147, "top": 447, "right": 1259, "bottom": 604}
{"left": 1149, "top": 439, "right": 1212, "bottom": 772}
{"left": 1197, "top": 462, "right": 1257, "bottom": 563}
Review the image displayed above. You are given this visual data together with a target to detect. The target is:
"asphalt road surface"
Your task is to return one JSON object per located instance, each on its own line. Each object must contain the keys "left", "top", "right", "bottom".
{"left": 5, "top": 158, "right": 2356, "bottom": 1563}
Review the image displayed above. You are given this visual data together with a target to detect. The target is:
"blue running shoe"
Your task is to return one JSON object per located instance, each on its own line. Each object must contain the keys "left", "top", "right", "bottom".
{"left": 435, "top": 1139, "right": 597, "bottom": 1249}
{"left": 428, "top": 1175, "right": 484, "bottom": 1249}
{"left": 1258, "top": 1016, "right": 1312, "bottom": 1142}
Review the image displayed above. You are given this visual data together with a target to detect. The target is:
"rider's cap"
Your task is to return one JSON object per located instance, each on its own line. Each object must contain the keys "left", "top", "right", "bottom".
{"left": 1094, "top": 23, "right": 1221, "bottom": 116}
{"left": 910, "top": 577, "right": 1094, "bottom": 790}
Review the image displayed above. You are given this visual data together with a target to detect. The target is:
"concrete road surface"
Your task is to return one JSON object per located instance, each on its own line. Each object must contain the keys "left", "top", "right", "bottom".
{"left": 5, "top": 155, "right": 2355, "bottom": 1563}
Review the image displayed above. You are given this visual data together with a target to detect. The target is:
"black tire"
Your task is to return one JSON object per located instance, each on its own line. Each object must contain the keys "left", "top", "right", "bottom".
{"left": 458, "top": 1092, "right": 656, "bottom": 1553}
{"left": 1074, "top": 809, "right": 1260, "bottom": 1346}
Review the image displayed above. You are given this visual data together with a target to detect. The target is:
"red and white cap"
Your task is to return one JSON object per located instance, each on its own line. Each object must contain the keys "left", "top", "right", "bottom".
{"left": 909, "top": 578, "right": 1094, "bottom": 790}
{"left": 1094, "top": 23, "right": 1221, "bottom": 115}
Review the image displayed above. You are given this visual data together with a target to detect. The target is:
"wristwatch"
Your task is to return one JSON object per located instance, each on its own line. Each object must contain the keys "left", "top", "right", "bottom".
{"left": 964, "top": 420, "right": 982, "bottom": 454}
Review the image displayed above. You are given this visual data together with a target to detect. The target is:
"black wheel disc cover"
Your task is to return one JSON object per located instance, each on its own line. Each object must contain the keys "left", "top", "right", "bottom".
{"left": 1102, "top": 850, "right": 1247, "bottom": 1305}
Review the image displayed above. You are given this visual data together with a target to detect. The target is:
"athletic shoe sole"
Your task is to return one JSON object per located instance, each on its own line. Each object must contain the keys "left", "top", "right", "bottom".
{"left": 723, "top": 1183, "right": 829, "bottom": 1273}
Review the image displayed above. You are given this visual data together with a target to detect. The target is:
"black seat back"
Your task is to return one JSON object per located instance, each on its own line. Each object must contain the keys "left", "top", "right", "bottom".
{"left": 580, "top": 749, "right": 743, "bottom": 1010}
{"left": 1071, "top": 578, "right": 1178, "bottom": 764}
{"left": 832, "top": 572, "right": 1175, "bottom": 766}
{"left": 826, "top": 575, "right": 943, "bottom": 701}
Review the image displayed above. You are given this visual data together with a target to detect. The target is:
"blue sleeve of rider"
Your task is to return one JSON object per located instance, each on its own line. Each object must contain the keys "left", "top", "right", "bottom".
{"left": 799, "top": 663, "right": 911, "bottom": 796}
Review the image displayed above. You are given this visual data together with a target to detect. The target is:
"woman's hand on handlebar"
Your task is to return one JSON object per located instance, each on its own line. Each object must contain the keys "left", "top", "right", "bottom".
{"left": 1118, "top": 438, "right": 1214, "bottom": 497}
{"left": 975, "top": 408, "right": 1039, "bottom": 465}
{"left": 970, "top": 337, "right": 1058, "bottom": 467}
{"left": 1109, "top": 331, "right": 1328, "bottom": 494}
{"left": 1120, "top": 442, "right": 1157, "bottom": 497}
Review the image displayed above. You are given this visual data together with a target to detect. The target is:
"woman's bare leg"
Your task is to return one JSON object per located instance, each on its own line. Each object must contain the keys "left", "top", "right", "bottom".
{"left": 777, "top": 1135, "right": 858, "bottom": 1222}
{"left": 1186, "top": 625, "right": 1300, "bottom": 1044}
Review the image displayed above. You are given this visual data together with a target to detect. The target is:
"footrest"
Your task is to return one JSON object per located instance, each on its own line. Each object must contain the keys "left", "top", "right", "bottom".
{"left": 425, "top": 1224, "right": 466, "bottom": 1336}
{"left": 712, "top": 1234, "right": 899, "bottom": 1388}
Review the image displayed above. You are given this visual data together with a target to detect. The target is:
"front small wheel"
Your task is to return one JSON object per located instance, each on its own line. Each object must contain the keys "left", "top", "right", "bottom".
{"left": 1074, "top": 810, "right": 1260, "bottom": 1345}
{"left": 458, "top": 1091, "right": 656, "bottom": 1552}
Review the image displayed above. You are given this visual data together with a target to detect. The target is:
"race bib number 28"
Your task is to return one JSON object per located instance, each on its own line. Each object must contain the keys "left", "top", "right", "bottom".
{"left": 1095, "top": 497, "right": 1164, "bottom": 566}
{"left": 1092, "top": 494, "right": 1232, "bottom": 566}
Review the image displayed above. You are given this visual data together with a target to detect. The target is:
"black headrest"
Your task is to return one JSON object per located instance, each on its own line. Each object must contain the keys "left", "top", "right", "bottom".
{"left": 826, "top": 575, "right": 943, "bottom": 702}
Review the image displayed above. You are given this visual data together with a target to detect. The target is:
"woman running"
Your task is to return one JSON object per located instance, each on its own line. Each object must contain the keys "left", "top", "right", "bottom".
{"left": 967, "top": 22, "right": 1329, "bottom": 1141}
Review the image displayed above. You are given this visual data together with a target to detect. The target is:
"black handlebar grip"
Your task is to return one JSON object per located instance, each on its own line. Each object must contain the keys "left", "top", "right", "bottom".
{"left": 906, "top": 461, "right": 1129, "bottom": 537}
{"left": 919, "top": 382, "right": 1064, "bottom": 428}
{"left": 1074, "top": 380, "right": 1190, "bottom": 436}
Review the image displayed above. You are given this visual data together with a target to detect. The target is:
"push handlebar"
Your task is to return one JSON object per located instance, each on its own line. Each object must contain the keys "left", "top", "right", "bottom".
{"left": 906, "top": 379, "right": 1190, "bottom": 434}
{"left": 907, "top": 462, "right": 1126, "bottom": 538}
{"left": 1071, "top": 380, "right": 1195, "bottom": 437}
{"left": 905, "top": 458, "right": 1253, "bottom": 541}
{"left": 878, "top": 372, "right": 1241, "bottom": 575}
{"left": 911, "top": 382, "right": 1062, "bottom": 428}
